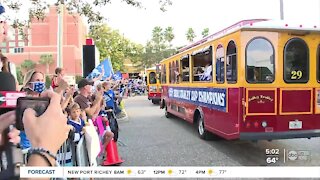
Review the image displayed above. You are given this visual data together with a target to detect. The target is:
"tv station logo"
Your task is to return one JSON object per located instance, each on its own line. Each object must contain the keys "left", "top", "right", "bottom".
{"left": 287, "top": 150, "right": 311, "bottom": 161}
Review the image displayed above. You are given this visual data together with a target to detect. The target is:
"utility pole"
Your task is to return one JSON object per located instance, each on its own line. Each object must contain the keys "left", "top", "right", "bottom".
{"left": 57, "top": 0, "right": 64, "bottom": 68}
{"left": 280, "top": 0, "right": 284, "bottom": 20}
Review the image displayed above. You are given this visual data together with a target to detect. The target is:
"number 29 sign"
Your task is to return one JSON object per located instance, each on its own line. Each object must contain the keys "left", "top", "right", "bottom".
{"left": 291, "top": 70, "right": 303, "bottom": 80}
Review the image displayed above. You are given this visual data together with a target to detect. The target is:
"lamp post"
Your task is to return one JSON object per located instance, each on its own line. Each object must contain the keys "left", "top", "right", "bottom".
{"left": 57, "top": 0, "right": 64, "bottom": 68}
{"left": 280, "top": 0, "right": 284, "bottom": 20}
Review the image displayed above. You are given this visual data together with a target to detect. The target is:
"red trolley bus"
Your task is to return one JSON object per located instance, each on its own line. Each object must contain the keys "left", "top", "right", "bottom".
{"left": 160, "top": 19, "right": 320, "bottom": 140}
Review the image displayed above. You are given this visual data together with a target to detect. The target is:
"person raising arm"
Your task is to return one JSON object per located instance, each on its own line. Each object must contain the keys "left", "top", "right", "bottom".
{"left": 24, "top": 90, "right": 71, "bottom": 169}
{"left": 73, "top": 79, "right": 103, "bottom": 119}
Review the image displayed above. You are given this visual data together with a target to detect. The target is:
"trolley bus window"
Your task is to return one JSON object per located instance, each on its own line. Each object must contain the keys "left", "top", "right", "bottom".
{"left": 226, "top": 41, "right": 237, "bottom": 83}
{"left": 175, "top": 60, "right": 180, "bottom": 83}
{"left": 192, "top": 46, "right": 212, "bottom": 82}
{"left": 161, "top": 64, "right": 167, "bottom": 84}
{"left": 181, "top": 55, "right": 190, "bottom": 82}
{"left": 216, "top": 44, "right": 225, "bottom": 83}
{"left": 284, "top": 38, "right": 309, "bottom": 83}
{"left": 246, "top": 38, "right": 275, "bottom": 83}
{"left": 171, "top": 62, "right": 176, "bottom": 83}
{"left": 149, "top": 72, "right": 157, "bottom": 84}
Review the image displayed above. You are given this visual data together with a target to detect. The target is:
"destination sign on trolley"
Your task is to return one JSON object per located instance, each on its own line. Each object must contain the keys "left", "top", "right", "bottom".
{"left": 168, "top": 87, "right": 227, "bottom": 112}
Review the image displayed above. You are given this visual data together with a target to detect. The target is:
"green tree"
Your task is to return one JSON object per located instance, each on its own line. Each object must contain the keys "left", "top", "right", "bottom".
{"left": 16, "top": 66, "right": 24, "bottom": 85}
{"left": 186, "top": 28, "right": 196, "bottom": 42}
{"left": 4, "top": 0, "right": 173, "bottom": 38}
{"left": 138, "top": 26, "right": 176, "bottom": 68}
{"left": 39, "top": 54, "right": 54, "bottom": 74}
{"left": 201, "top": 28, "right": 209, "bottom": 38}
{"left": 89, "top": 24, "right": 143, "bottom": 71}
{"left": 164, "top": 27, "right": 175, "bottom": 46}
{"left": 21, "top": 59, "right": 36, "bottom": 72}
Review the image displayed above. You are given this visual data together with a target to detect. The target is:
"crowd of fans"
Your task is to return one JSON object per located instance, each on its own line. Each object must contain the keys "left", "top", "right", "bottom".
{"left": 0, "top": 51, "right": 152, "bottom": 174}
{"left": 50, "top": 67, "right": 130, "bottom": 166}
{"left": 127, "top": 78, "right": 147, "bottom": 96}
{"left": 0, "top": 63, "right": 136, "bottom": 174}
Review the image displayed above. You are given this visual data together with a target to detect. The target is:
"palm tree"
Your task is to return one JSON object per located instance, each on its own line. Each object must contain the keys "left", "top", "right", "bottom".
{"left": 201, "top": 28, "right": 209, "bottom": 38}
{"left": 186, "top": 28, "right": 196, "bottom": 42}
{"left": 164, "top": 26, "right": 174, "bottom": 45}
{"left": 21, "top": 59, "right": 36, "bottom": 72}
{"left": 39, "top": 54, "right": 53, "bottom": 74}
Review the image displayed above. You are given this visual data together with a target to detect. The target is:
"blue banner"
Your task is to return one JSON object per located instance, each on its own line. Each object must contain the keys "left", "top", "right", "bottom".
{"left": 168, "top": 87, "right": 227, "bottom": 112}
{"left": 112, "top": 71, "right": 122, "bottom": 81}
{"left": 86, "top": 58, "right": 114, "bottom": 80}
{"left": 0, "top": 4, "right": 5, "bottom": 15}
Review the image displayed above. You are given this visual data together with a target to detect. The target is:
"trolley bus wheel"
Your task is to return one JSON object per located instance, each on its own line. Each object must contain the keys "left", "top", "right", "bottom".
{"left": 197, "top": 114, "right": 209, "bottom": 140}
{"left": 165, "top": 105, "right": 172, "bottom": 118}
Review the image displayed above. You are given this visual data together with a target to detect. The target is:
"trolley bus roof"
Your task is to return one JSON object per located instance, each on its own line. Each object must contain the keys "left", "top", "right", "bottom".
{"left": 160, "top": 19, "right": 320, "bottom": 63}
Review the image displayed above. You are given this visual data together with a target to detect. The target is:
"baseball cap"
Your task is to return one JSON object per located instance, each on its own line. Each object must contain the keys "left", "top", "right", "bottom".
{"left": 78, "top": 78, "right": 94, "bottom": 89}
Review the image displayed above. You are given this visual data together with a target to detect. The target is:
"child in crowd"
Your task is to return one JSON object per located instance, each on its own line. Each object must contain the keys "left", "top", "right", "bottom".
{"left": 68, "top": 103, "right": 86, "bottom": 143}
{"left": 93, "top": 82, "right": 114, "bottom": 160}
{"left": 59, "top": 103, "right": 86, "bottom": 166}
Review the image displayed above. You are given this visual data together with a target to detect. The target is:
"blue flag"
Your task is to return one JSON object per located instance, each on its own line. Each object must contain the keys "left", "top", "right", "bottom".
{"left": 86, "top": 58, "right": 114, "bottom": 80}
{"left": 112, "top": 71, "right": 122, "bottom": 81}
{"left": 0, "top": 4, "right": 5, "bottom": 15}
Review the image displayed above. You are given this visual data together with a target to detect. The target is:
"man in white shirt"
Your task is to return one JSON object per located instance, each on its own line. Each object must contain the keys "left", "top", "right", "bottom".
{"left": 200, "top": 62, "right": 212, "bottom": 81}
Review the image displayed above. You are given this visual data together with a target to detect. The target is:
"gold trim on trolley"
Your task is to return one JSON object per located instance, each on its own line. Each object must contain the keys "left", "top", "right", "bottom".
{"left": 245, "top": 88, "right": 277, "bottom": 116}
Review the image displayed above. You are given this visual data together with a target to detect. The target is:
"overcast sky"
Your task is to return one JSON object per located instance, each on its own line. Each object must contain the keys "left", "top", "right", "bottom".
{"left": 101, "top": 0, "right": 320, "bottom": 47}
{"left": 3, "top": 0, "right": 320, "bottom": 47}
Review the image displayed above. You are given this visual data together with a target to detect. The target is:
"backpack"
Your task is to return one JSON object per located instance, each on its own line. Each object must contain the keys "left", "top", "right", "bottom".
{"left": 108, "top": 111, "right": 119, "bottom": 142}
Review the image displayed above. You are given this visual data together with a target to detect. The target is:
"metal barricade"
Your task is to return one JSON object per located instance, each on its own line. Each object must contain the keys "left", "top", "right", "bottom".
{"left": 75, "top": 136, "right": 90, "bottom": 180}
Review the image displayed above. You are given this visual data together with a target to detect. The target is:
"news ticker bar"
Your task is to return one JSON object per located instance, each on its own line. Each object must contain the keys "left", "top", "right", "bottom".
{"left": 20, "top": 166, "right": 320, "bottom": 178}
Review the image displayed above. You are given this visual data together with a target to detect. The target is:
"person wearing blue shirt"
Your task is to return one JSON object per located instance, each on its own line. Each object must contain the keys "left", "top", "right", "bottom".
{"left": 102, "top": 81, "right": 123, "bottom": 116}
{"left": 103, "top": 81, "right": 116, "bottom": 109}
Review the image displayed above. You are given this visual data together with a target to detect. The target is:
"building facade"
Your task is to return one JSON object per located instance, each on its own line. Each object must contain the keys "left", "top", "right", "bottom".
{"left": 1, "top": 6, "right": 87, "bottom": 76}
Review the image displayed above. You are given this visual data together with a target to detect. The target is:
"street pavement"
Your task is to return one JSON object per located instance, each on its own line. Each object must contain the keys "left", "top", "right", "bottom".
{"left": 118, "top": 95, "right": 319, "bottom": 167}
{"left": 116, "top": 95, "right": 319, "bottom": 179}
